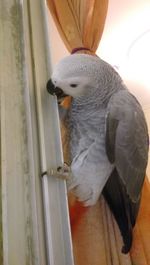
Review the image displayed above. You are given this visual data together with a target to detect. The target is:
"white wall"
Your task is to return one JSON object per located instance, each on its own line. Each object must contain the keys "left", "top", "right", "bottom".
{"left": 144, "top": 109, "right": 150, "bottom": 179}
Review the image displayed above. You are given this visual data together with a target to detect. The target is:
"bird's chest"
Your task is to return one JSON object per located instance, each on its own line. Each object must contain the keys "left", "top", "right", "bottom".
{"left": 68, "top": 107, "right": 106, "bottom": 159}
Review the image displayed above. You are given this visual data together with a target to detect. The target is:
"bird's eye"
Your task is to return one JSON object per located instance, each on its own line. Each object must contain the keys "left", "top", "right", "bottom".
{"left": 70, "top": 84, "right": 78, "bottom": 88}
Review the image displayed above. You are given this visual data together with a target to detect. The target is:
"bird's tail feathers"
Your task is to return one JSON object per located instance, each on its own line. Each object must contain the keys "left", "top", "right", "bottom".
{"left": 102, "top": 168, "right": 138, "bottom": 253}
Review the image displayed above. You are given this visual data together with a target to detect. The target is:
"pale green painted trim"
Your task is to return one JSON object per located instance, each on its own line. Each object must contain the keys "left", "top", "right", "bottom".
{"left": 0, "top": 0, "right": 74, "bottom": 264}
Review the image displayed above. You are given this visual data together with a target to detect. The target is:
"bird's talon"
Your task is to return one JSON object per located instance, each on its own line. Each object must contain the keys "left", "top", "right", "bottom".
{"left": 41, "top": 171, "right": 47, "bottom": 177}
{"left": 45, "top": 163, "right": 71, "bottom": 180}
{"left": 57, "top": 166, "right": 62, "bottom": 172}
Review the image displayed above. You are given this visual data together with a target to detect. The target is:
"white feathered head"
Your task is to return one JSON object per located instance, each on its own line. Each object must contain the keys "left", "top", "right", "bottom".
{"left": 47, "top": 54, "right": 124, "bottom": 102}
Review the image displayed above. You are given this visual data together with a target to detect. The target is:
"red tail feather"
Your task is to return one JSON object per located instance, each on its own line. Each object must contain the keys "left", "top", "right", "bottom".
{"left": 69, "top": 200, "right": 90, "bottom": 233}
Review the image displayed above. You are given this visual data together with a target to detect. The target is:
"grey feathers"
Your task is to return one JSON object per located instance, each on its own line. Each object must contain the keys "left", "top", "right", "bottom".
{"left": 50, "top": 54, "right": 149, "bottom": 253}
{"left": 106, "top": 90, "right": 148, "bottom": 202}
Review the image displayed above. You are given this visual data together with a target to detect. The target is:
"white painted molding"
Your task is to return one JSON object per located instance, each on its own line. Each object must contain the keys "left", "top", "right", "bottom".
{"left": 0, "top": 0, "right": 74, "bottom": 264}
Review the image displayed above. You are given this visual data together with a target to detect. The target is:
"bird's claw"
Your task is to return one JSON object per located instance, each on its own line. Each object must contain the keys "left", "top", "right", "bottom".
{"left": 42, "top": 163, "right": 71, "bottom": 180}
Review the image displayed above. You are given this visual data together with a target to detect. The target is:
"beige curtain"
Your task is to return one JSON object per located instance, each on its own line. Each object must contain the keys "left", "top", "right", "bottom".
{"left": 131, "top": 178, "right": 150, "bottom": 265}
{"left": 47, "top": 1, "right": 150, "bottom": 265}
{"left": 47, "top": 0, "right": 108, "bottom": 53}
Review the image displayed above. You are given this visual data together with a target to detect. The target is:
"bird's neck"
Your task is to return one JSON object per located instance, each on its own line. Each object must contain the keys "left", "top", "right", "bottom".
{"left": 71, "top": 83, "right": 126, "bottom": 113}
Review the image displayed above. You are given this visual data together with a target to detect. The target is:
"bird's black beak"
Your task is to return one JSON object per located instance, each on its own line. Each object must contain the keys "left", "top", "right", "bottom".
{"left": 46, "top": 79, "right": 68, "bottom": 103}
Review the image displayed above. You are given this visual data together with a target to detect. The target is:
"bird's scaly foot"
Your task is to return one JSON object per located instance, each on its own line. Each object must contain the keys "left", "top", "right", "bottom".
{"left": 42, "top": 163, "right": 71, "bottom": 180}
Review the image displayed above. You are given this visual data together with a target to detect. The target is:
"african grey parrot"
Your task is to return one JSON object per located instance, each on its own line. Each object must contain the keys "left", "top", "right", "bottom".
{"left": 47, "top": 54, "right": 149, "bottom": 253}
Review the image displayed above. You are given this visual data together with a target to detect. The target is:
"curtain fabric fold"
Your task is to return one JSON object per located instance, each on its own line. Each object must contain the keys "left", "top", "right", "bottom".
{"left": 131, "top": 178, "right": 150, "bottom": 264}
{"left": 47, "top": 0, "right": 108, "bottom": 54}
{"left": 47, "top": 1, "right": 150, "bottom": 264}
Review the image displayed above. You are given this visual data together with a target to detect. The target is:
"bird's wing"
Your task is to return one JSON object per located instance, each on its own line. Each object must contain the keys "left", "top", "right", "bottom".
{"left": 106, "top": 89, "right": 148, "bottom": 202}
{"left": 103, "top": 89, "right": 149, "bottom": 253}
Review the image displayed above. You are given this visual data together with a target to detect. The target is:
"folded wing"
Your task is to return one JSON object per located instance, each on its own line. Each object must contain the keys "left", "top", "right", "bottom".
{"left": 103, "top": 90, "right": 149, "bottom": 253}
